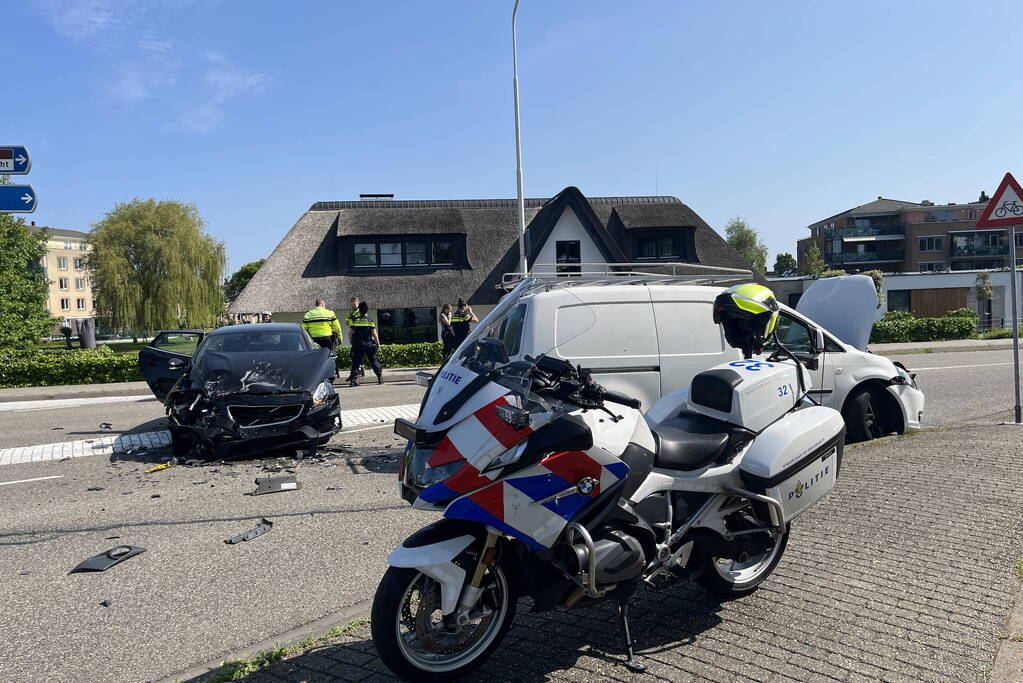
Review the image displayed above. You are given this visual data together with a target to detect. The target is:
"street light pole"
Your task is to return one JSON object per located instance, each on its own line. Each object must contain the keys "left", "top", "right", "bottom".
{"left": 1010, "top": 226, "right": 1021, "bottom": 423}
{"left": 512, "top": 0, "right": 527, "bottom": 276}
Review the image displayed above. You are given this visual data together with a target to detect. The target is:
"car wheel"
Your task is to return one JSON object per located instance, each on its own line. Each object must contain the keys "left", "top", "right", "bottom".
{"left": 843, "top": 387, "right": 884, "bottom": 442}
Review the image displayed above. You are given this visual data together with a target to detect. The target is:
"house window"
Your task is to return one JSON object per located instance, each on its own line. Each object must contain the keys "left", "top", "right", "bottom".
{"left": 59, "top": 277, "right": 69, "bottom": 290}
{"left": 75, "top": 278, "right": 86, "bottom": 290}
{"left": 74, "top": 258, "right": 84, "bottom": 269}
{"left": 1015, "top": 232, "right": 1023, "bottom": 248}
{"left": 636, "top": 234, "right": 681, "bottom": 260}
{"left": 80, "top": 242, "right": 88, "bottom": 251}
{"left": 377, "top": 307, "right": 438, "bottom": 344}
{"left": 918, "top": 262, "right": 944, "bottom": 272}
{"left": 57, "top": 257, "right": 68, "bottom": 270}
{"left": 888, "top": 290, "right": 912, "bottom": 313}
{"left": 64, "top": 240, "right": 72, "bottom": 249}
{"left": 556, "top": 240, "right": 581, "bottom": 274}
{"left": 60, "top": 298, "right": 71, "bottom": 311}
{"left": 923, "top": 210, "right": 954, "bottom": 222}
{"left": 918, "top": 236, "right": 943, "bottom": 252}
{"left": 77, "top": 298, "right": 87, "bottom": 310}
{"left": 351, "top": 237, "right": 460, "bottom": 269}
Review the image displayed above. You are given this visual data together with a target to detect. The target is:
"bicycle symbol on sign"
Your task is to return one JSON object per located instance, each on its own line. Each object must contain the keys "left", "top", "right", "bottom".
{"left": 994, "top": 199, "right": 1023, "bottom": 218}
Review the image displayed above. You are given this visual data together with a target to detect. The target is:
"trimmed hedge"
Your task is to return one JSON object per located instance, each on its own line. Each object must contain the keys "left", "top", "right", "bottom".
{"left": 0, "top": 345, "right": 142, "bottom": 388}
{"left": 0, "top": 341, "right": 446, "bottom": 388}
{"left": 869, "top": 308, "right": 978, "bottom": 344}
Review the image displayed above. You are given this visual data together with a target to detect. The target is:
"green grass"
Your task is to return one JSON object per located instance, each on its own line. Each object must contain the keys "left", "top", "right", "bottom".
{"left": 208, "top": 618, "right": 370, "bottom": 682}
{"left": 1015, "top": 558, "right": 1023, "bottom": 579}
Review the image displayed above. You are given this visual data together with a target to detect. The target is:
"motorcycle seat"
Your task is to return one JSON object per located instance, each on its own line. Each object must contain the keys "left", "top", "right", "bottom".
{"left": 651, "top": 412, "right": 754, "bottom": 471}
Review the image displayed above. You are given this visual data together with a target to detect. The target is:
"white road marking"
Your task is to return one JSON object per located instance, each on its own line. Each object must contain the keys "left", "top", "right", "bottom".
{"left": 341, "top": 424, "right": 394, "bottom": 434}
{"left": 0, "top": 395, "right": 156, "bottom": 413}
{"left": 913, "top": 362, "right": 1014, "bottom": 371}
{"left": 0, "top": 404, "right": 419, "bottom": 467}
{"left": 0, "top": 475, "right": 64, "bottom": 486}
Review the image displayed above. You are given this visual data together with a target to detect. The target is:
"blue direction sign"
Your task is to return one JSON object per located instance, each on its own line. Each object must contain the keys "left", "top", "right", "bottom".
{"left": 0, "top": 185, "right": 37, "bottom": 213}
{"left": 0, "top": 146, "right": 31, "bottom": 174}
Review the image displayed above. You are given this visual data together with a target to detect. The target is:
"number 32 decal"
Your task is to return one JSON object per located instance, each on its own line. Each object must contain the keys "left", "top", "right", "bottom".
{"left": 777, "top": 385, "right": 789, "bottom": 397}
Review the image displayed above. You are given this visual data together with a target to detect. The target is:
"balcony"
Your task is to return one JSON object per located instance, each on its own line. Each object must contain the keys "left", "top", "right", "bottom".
{"left": 951, "top": 243, "right": 1007, "bottom": 258}
{"left": 829, "top": 249, "right": 905, "bottom": 264}
{"left": 825, "top": 224, "right": 905, "bottom": 239}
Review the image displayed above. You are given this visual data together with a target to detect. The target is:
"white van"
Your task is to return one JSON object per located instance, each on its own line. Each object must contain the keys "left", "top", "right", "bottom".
{"left": 481, "top": 276, "right": 924, "bottom": 442}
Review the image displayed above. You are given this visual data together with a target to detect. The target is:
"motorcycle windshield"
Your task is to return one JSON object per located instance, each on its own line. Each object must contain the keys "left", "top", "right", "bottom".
{"left": 417, "top": 278, "right": 595, "bottom": 430}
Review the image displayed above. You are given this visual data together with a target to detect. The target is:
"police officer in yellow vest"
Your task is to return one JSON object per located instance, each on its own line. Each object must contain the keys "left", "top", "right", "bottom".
{"left": 347, "top": 301, "right": 383, "bottom": 386}
{"left": 302, "top": 299, "right": 343, "bottom": 351}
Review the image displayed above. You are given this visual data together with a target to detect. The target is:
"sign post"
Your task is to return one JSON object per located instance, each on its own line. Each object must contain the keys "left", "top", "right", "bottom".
{"left": 974, "top": 172, "right": 1023, "bottom": 424}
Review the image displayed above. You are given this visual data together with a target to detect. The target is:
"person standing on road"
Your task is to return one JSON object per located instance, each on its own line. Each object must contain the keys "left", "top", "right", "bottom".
{"left": 439, "top": 303, "right": 457, "bottom": 361}
{"left": 347, "top": 301, "right": 383, "bottom": 387}
{"left": 302, "top": 299, "right": 342, "bottom": 351}
{"left": 450, "top": 298, "right": 477, "bottom": 347}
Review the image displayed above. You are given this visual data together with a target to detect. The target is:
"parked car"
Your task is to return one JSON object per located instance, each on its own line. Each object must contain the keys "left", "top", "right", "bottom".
{"left": 467, "top": 275, "right": 923, "bottom": 442}
{"left": 138, "top": 324, "right": 342, "bottom": 458}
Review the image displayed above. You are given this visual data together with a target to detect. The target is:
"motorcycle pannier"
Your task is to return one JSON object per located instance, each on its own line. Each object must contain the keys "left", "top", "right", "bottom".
{"left": 738, "top": 406, "right": 845, "bottom": 523}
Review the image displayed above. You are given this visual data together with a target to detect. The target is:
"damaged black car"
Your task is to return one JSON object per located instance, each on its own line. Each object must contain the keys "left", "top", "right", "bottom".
{"left": 138, "top": 324, "right": 342, "bottom": 458}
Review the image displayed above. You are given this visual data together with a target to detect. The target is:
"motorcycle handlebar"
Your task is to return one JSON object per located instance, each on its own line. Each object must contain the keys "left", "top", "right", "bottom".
{"left": 600, "top": 390, "right": 642, "bottom": 410}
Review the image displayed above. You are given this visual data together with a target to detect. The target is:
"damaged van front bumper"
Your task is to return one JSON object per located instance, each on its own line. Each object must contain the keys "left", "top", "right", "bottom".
{"left": 167, "top": 390, "right": 342, "bottom": 458}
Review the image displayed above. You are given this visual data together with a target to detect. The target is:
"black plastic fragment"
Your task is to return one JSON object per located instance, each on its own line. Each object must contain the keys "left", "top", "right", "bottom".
{"left": 225, "top": 518, "right": 273, "bottom": 544}
{"left": 252, "top": 475, "right": 301, "bottom": 495}
{"left": 69, "top": 545, "right": 146, "bottom": 574}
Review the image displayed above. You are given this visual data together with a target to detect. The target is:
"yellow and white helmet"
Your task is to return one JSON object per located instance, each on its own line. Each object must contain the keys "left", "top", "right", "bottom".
{"left": 712, "top": 284, "right": 780, "bottom": 358}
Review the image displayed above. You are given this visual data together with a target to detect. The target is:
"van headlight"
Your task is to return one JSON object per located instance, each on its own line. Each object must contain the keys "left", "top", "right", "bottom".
{"left": 312, "top": 382, "right": 332, "bottom": 406}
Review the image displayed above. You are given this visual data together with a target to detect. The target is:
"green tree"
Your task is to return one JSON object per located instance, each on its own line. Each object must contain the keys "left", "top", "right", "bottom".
{"left": 861, "top": 269, "right": 885, "bottom": 308}
{"left": 772, "top": 252, "right": 797, "bottom": 274}
{"left": 0, "top": 179, "right": 57, "bottom": 348}
{"left": 89, "top": 199, "right": 225, "bottom": 335}
{"left": 800, "top": 242, "right": 826, "bottom": 277}
{"left": 223, "top": 258, "right": 265, "bottom": 303}
{"left": 724, "top": 217, "right": 768, "bottom": 276}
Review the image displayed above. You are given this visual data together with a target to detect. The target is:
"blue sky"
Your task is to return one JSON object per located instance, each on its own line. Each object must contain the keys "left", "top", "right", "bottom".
{"left": 7, "top": 0, "right": 1023, "bottom": 272}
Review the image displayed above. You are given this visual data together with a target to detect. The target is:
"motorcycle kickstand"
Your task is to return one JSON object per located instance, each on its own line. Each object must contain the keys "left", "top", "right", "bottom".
{"left": 616, "top": 597, "right": 646, "bottom": 673}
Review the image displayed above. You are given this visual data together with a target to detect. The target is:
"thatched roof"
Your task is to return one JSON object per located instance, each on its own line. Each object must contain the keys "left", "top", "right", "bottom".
{"left": 230, "top": 189, "right": 749, "bottom": 313}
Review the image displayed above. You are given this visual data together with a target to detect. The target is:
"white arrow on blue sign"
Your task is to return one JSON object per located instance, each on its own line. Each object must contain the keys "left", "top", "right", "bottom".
{"left": 0, "top": 185, "right": 37, "bottom": 213}
{"left": 0, "top": 146, "right": 31, "bottom": 174}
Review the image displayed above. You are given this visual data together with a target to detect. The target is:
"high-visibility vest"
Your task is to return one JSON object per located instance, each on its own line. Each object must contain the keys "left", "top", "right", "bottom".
{"left": 450, "top": 310, "right": 471, "bottom": 324}
{"left": 302, "top": 307, "right": 342, "bottom": 339}
{"left": 349, "top": 314, "right": 376, "bottom": 344}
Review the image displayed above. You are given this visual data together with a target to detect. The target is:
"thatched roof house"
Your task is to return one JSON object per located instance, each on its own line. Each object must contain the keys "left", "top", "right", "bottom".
{"left": 230, "top": 187, "right": 749, "bottom": 343}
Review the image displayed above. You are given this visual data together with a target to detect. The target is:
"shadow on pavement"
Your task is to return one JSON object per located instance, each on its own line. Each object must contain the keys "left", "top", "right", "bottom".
{"left": 233, "top": 584, "right": 726, "bottom": 682}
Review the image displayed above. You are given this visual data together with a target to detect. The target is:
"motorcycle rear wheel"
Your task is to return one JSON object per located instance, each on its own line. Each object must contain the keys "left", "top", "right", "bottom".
{"left": 371, "top": 564, "right": 515, "bottom": 680}
{"left": 696, "top": 525, "right": 789, "bottom": 596}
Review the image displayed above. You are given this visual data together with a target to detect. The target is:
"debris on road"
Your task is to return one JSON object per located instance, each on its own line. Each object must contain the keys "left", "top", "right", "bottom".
{"left": 51, "top": 427, "right": 63, "bottom": 430}
{"left": 225, "top": 518, "right": 273, "bottom": 544}
{"left": 144, "top": 462, "right": 174, "bottom": 474}
{"left": 326, "top": 485, "right": 344, "bottom": 491}
{"left": 184, "top": 459, "right": 206, "bottom": 467}
{"left": 99, "top": 600, "right": 112, "bottom": 607}
{"left": 69, "top": 545, "right": 146, "bottom": 574}
{"left": 86, "top": 487, "right": 104, "bottom": 492}
{"left": 252, "top": 475, "right": 301, "bottom": 495}
{"left": 100, "top": 423, "right": 112, "bottom": 430}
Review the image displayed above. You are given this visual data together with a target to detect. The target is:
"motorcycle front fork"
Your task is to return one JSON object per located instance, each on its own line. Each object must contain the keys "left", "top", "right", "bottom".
{"left": 451, "top": 530, "right": 500, "bottom": 627}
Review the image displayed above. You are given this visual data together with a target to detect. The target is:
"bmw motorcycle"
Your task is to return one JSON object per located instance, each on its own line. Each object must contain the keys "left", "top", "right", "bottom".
{"left": 372, "top": 280, "right": 845, "bottom": 679}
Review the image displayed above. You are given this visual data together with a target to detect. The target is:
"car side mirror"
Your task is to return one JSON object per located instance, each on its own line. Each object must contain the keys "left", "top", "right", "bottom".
{"left": 812, "top": 328, "right": 825, "bottom": 355}
{"left": 167, "top": 357, "right": 186, "bottom": 371}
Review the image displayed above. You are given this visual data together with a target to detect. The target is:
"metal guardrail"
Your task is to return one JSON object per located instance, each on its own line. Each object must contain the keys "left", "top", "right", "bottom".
{"left": 825, "top": 224, "right": 906, "bottom": 239}
{"left": 829, "top": 250, "right": 905, "bottom": 264}
{"left": 500, "top": 262, "right": 754, "bottom": 290}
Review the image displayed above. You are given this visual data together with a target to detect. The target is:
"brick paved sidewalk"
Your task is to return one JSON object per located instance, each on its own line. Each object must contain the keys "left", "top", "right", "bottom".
{"left": 228, "top": 425, "right": 1023, "bottom": 682}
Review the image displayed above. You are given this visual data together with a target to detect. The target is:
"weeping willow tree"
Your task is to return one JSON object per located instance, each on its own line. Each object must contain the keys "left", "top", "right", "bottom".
{"left": 89, "top": 199, "right": 225, "bottom": 336}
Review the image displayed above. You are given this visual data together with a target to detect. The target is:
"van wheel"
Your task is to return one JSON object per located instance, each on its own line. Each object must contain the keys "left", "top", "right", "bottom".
{"left": 843, "top": 387, "right": 883, "bottom": 442}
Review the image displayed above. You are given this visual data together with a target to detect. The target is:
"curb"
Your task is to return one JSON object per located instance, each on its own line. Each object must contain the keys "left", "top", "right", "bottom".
{"left": 0, "top": 368, "right": 437, "bottom": 404}
{"left": 162, "top": 599, "right": 372, "bottom": 683}
{"left": 870, "top": 338, "right": 1016, "bottom": 356}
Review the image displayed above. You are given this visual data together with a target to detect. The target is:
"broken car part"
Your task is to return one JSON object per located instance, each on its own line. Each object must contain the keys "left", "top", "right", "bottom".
{"left": 69, "top": 546, "right": 146, "bottom": 574}
{"left": 252, "top": 475, "right": 301, "bottom": 495}
{"left": 144, "top": 462, "right": 174, "bottom": 474}
{"left": 225, "top": 518, "right": 273, "bottom": 544}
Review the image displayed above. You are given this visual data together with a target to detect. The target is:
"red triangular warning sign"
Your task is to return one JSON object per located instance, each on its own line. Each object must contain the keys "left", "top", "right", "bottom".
{"left": 976, "top": 172, "right": 1023, "bottom": 228}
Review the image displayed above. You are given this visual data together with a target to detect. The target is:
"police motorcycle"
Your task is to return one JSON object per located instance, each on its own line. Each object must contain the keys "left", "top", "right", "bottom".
{"left": 374, "top": 281, "right": 845, "bottom": 680}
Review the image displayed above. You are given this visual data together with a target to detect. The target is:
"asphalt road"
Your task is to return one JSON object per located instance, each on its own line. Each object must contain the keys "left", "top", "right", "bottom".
{"left": 0, "top": 350, "right": 1020, "bottom": 682}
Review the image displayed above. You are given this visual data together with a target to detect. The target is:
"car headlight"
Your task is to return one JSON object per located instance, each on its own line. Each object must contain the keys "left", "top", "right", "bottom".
{"left": 892, "top": 363, "right": 917, "bottom": 389}
{"left": 312, "top": 381, "right": 331, "bottom": 406}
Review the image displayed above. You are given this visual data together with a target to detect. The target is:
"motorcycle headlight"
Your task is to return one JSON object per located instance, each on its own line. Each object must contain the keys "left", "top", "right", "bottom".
{"left": 312, "top": 381, "right": 331, "bottom": 406}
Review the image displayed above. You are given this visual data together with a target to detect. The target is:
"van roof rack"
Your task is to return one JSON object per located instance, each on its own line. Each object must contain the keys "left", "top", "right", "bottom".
{"left": 499, "top": 262, "right": 754, "bottom": 291}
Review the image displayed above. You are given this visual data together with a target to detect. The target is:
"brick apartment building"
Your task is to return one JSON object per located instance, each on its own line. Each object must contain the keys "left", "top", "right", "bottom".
{"left": 27, "top": 224, "right": 97, "bottom": 333}
{"left": 796, "top": 192, "right": 1023, "bottom": 274}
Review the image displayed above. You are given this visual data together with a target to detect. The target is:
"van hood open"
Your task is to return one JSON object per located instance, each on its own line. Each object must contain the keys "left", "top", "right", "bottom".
{"left": 796, "top": 274, "right": 883, "bottom": 351}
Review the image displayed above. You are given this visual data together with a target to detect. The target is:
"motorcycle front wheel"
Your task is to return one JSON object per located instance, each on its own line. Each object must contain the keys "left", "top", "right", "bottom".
{"left": 370, "top": 563, "right": 515, "bottom": 680}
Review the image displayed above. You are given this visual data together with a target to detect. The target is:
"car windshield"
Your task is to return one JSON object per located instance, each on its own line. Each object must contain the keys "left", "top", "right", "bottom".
{"left": 201, "top": 331, "right": 311, "bottom": 354}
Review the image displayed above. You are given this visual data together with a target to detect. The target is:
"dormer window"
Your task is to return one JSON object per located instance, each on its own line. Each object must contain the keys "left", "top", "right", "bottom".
{"left": 345, "top": 234, "right": 463, "bottom": 272}
{"left": 634, "top": 231, "right": 684, "bottom": 260}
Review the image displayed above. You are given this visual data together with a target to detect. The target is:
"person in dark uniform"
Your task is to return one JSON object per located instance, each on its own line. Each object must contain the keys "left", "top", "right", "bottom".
{"left": 450, "top": 298, "right": 477, "bottom": 346}
{"left": 439, "top": 303, "right": 457, "bottom": 361}
{"left": 347, "top": 301, "right": 382, "bottom": 387}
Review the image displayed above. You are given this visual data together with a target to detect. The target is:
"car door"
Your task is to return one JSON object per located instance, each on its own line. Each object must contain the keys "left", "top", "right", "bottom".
{"left": 138, "top": 330, "right": 205, "bottom": 401}
{"left": 761, "top": 311, "right": 827, "bottom": 402}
